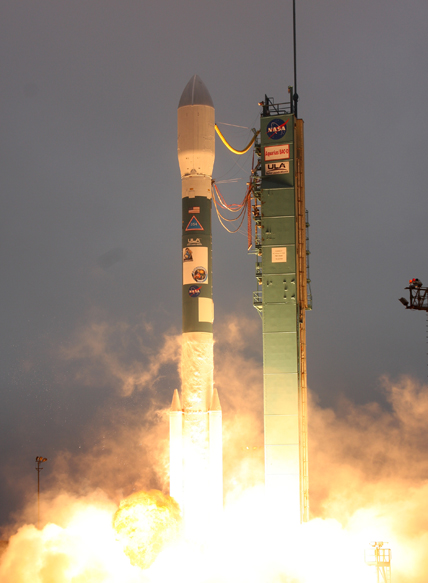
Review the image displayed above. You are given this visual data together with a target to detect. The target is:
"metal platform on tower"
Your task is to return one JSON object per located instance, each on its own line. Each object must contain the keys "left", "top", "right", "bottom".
{"left": 365, "top": 542, "right": 392, "bottom": 583}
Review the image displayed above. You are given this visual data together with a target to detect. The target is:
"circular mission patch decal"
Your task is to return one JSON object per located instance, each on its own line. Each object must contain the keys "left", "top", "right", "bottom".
{"left": 192, "top": 267, "right": 207, "bottom": 283}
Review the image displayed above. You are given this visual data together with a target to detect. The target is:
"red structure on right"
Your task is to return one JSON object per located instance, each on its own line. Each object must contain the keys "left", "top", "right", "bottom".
{"left": 399, "top": 278, "right": 428, "bottom": 311}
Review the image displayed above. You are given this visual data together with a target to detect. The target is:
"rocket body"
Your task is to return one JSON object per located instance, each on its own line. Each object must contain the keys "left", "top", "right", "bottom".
{"left": 170, "top": 76, "right": 222, "bottom": 535}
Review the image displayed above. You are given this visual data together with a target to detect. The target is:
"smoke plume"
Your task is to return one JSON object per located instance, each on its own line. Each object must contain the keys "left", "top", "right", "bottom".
{"left": 1, "top": 314, "right": 428, "bottom": 582}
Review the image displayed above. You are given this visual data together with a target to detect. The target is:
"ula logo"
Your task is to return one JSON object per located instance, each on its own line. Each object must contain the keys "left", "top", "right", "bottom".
{"left": 265, "top": 161, "right": 290, "bottom": 175}
{"left": 187, "top": 238, "right": 201, "bottom": 246}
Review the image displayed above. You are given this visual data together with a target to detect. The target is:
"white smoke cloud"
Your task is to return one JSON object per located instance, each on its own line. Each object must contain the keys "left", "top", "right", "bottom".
{"left": 2, "top": 314, "right": 428, "bottom": 582}
{"left": 59, "top": 314, "right": 181, "bottom": 396}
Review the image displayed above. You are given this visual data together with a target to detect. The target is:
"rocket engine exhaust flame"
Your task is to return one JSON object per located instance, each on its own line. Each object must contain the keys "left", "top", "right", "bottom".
{"left": 1, "top": 337, "right": 428, "bottom": 583}
{"left": 113, "top": 490, "right": 181, "bottom": 570}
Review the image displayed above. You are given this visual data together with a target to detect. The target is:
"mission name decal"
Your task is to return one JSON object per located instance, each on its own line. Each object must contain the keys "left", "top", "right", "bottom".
{"left": 264, "top": 144, "right": 290, "bottom": 161}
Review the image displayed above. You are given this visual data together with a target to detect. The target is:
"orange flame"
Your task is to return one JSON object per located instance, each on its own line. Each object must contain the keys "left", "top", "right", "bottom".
{"left": 113, "top": 490, "right": 181, "bottom": 570}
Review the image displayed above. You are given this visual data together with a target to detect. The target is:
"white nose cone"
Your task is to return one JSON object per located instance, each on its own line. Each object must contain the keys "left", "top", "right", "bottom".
{"left": 178, "top": 75, "right": 214, "bottom": 108}
{"left": 177, "top": 75, "right": 215, "bottom": 181}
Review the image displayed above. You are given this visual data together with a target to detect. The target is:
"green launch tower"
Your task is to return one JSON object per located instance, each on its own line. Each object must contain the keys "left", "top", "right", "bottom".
{"left": 253, "top": 95, "right": 310, "bottom": 523}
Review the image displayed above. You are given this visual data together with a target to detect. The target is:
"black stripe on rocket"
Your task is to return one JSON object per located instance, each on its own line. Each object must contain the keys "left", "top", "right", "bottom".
{"left": 182, "top": 195, "right": 213, "bottom": 334}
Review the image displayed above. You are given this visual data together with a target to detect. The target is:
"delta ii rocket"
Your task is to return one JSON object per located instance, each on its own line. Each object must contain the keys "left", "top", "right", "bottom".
{"left": 170, "top": 75, "right": 222, "bottom": 533}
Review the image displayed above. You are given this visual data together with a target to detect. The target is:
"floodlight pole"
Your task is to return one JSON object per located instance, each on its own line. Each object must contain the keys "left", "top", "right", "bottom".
{"left": 35, "top": 456, "right": 47, "bottom": 529}
{"left": 399, "top": 280, "right": 428, "bottom": 311}
{"left": 399, "top": 279, "right": 428, "bottom": 377}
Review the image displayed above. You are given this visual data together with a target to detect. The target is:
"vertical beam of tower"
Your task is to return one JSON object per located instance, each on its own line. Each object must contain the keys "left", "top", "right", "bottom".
{"left": 255, "top": 100, "right": 309, "bottom": 523}
{"left": 170, "top": 75, "right": 222, "bottom": 536}
{"left": 295, "top": 119, "right": 309, "bottom": 519}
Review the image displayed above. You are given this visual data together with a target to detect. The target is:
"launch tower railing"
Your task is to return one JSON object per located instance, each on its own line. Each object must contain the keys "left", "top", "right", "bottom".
{"left": 365, "top": 543, "right": 391, "bottom": 583}
{"left": 259, "top": 93, "right": 293, "bottom": 117}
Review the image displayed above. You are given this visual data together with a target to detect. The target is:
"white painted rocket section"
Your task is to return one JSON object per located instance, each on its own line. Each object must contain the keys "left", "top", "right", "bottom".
{"left": 169, "top": 389, "right": 183, "bottom": 510}
{"left": 177, "top": 76, "right": 215, "bottom": 184}
{"left": 170, "top": 75, "right": 223, "bottom": 536}
{"left": 180, "top": 332, "right": 212, "bottom": 535}
{"left": 177, "top": 78, "right": 214, "bottom": 204}
{"left": 209, "top": 388, "right": 223, "bottom": 518}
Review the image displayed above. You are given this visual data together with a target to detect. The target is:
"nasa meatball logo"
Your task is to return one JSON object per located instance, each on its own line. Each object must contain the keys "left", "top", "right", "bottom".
{"left": 266, "top": 118, "right": 289, "bottom": 140}
{"left": 188, "top": 285, "right": 201, "bottom": 297}
{"left": 192, "top": 266, "right": 207, "bottom": 283}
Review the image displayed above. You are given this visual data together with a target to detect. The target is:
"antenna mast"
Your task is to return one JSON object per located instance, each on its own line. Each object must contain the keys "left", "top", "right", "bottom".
{"left": 293, "top": 0, "right": 299, "bottom": 118}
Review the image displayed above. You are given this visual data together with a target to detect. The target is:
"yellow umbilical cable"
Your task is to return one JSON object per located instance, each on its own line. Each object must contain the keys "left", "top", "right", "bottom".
{"left": 215, "top": 124, "right": 259, "bottom": 155}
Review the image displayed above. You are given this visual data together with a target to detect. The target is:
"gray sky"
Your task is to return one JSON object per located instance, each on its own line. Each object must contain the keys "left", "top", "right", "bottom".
{"left": 1, "top": 0, "right": 428, "bottom": 528}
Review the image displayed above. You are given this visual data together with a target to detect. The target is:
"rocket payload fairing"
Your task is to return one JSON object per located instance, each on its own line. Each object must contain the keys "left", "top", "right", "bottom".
{"left": 170, "top": 75, "right": 222, "bottom": 533}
